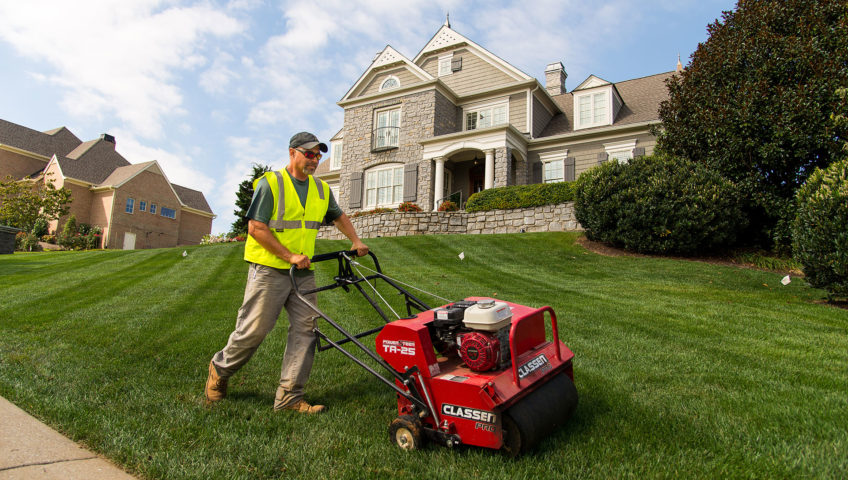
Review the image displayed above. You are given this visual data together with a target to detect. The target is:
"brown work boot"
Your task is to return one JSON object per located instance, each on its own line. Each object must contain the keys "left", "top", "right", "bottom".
{"left": 278, "top": 400, "right": 326, "bottom": 414}
{"left": 204, "top": 361, "right": 228, "bottom": 404}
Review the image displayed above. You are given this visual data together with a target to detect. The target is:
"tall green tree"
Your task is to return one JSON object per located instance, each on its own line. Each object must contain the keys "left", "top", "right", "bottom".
{"left": 0, "top": 174, "right": 72, "bottom": 233}
{"left": 230, "top": 164, "right": 272, "bottom": 236}
{"left": 655, "top": 0, "right": 848, "bottom": 249}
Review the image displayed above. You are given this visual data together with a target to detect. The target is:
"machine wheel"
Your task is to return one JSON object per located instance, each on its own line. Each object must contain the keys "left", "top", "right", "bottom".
{"left": 389, "top": 415, "right": 424, "bottom": 451}
{"left": 501, "top": 373, "right": 578, "bottom": 457}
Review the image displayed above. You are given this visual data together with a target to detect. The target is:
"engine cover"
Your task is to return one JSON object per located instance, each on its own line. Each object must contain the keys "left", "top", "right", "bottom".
{"left": 457, "top": 331, "right": 500, "bottom": 371}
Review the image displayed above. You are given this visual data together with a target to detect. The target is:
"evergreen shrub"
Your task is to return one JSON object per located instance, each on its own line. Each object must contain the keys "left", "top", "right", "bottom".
{"left": 465, "top": 182, "right": 576, "bottom": 212}
{"left": 792, "top": 157, "right": 848, "bottom": 298}
{"left": 575, "top": 155, "right": 745, "bottom": 255}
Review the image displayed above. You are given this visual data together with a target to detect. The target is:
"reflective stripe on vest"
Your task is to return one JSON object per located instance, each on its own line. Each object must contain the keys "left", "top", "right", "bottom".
{"left": 243, "top": 169, "right": 330, "bottom": 269}
{"left": 268, "top": 171, "right": 325, "bottom": 230}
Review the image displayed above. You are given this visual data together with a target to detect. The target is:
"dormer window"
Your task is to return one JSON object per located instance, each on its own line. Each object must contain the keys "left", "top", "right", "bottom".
{"left": 577, "top": 92, "right": 608, "bottom": 128}
{"left": 380, "top": 76, "right": 400, "bottom": 91}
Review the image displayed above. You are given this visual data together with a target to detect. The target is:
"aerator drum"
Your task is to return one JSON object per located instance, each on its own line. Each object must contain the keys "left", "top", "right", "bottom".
{"left": 377, "top": 297, "right": 578, "bottom": 455}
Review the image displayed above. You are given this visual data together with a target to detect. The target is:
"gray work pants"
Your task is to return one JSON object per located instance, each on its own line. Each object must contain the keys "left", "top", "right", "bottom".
{"left": 211, "top": 262, "right": 319, "bottom": 409}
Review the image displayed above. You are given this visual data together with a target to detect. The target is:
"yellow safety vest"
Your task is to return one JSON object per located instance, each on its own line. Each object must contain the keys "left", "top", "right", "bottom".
{"left": 243, "top": 169, "right": 330, "bottom": 270}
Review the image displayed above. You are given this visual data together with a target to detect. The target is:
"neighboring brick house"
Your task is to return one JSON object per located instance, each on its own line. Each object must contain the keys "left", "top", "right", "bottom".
{"left": 317, "top": 22, "right": 675, "bottom": 212}
{"left": 0, "top": 118, "right": 214, "bottom": 249}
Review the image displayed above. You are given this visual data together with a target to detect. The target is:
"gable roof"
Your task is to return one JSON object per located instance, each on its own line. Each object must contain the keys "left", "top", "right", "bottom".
{"left": 172, "top": 183, "right": 213, "bottom": 213}
{"left": 0, "top": 119, "right": 82, "bottom": 159}
{"left": 340, "top": 45, "right": 434, "bottom": 102}
{"left": 540, "top": 71, "right": 674, "bottom": 137}
{"left": 413, "top": 25, "right": 532, "bottom": 82}
{"left": 56, "top": 138, "right": 131, "bottom": 184}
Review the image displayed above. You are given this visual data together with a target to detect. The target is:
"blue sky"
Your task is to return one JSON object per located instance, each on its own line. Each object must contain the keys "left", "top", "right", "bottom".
{"left": 0, "top": 0, "right": 735, "bottom": 234}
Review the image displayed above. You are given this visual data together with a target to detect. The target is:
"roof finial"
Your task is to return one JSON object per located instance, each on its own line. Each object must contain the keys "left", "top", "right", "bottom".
{"left": 445, "top": 12, "right": 450, "bottom": 28}
{"left": 676, "top": 53, "right": 683, "bottom": 73}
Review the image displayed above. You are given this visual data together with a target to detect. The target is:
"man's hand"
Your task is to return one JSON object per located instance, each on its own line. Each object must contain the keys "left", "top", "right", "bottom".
{"left": 289, "top": 253, "right": 311, "bottom": 269}
{"left": 351, "top": 241, "right": 369, "bottom": 257}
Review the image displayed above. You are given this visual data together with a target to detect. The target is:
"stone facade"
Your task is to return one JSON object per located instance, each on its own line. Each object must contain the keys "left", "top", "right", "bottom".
{"left": 318, "top": 202, "right": 581, "bottom": 240}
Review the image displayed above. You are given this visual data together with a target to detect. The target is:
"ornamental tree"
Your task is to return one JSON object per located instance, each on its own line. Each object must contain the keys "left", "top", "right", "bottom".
{"left": 0, "top": 174, "right": 72, "bottom": 232}
{"left": 655, "top": 0, "right": 848, "bottom": 249}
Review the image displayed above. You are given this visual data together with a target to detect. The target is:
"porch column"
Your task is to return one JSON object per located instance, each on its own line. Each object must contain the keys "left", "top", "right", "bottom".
{"left": 433, "top": 156, "right": 445, "bottom": 211}
{"left": 484, "top": 149, "right": 495, "bottom": 189}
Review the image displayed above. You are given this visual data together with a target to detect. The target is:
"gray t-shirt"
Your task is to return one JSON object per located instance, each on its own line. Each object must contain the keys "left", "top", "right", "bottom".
{"left": 246, "top": 170, "right": 343, "bottom": 225}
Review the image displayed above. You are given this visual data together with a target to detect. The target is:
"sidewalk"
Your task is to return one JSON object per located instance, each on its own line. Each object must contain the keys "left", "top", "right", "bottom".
{"left": 0, "top": 395, "right": 138, "bottom": 480}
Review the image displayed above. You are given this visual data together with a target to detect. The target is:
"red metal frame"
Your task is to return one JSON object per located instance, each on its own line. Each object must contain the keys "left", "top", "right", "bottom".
{"left": 376, "top": 297, "right": 575, "bottom": 450}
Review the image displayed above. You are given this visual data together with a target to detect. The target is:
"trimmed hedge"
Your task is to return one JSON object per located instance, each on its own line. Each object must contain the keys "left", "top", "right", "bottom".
{"left": 574, "top": 155, "right": 745, "bottom": 255}
{"left": 792, "top": 156, "right": 848, "bottom": 298}
{"left": 465, "top": 182, "right": 576, "bottom": 212}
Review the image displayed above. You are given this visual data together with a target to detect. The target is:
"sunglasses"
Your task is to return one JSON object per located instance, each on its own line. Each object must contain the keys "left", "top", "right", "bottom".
{"left": 296, "top": 148, "right": 322, "bottom": 160}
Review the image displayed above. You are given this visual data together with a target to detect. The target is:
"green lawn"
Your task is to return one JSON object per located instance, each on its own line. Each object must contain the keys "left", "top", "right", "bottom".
{"left": 0, "top": 232, "right": 846, "bottom": 479}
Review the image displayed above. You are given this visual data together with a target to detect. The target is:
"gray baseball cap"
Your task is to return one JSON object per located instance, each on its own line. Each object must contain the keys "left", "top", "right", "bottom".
{"left": 289, "top": 131, "right": 328, "bottom": 152}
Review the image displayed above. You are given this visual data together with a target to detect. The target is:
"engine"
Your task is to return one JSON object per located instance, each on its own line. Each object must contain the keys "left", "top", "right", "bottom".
{"left": 432, "top": 299, "right": 513, "bottom": 372}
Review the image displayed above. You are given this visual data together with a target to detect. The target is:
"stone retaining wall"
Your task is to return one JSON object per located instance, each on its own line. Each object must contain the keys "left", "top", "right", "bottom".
{"left": 318, "top": 202, "right": 581, "bottom": 240}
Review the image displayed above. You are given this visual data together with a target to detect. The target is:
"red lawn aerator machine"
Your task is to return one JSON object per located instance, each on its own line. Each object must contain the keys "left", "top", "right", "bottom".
{"left": 291, "top": 250, "right": 578, "bottom": 456}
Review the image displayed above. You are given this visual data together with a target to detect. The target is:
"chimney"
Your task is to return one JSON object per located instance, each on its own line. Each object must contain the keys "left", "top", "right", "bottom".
{"left": 100, "top": 133, "right": 116, "bottom": 146}
{"left": 545, "top": 62, "right": 567, "bottom": 96}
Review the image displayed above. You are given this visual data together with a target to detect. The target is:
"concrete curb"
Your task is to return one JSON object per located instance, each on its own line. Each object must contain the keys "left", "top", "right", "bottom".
{"left": 0, "top": 396, "right": 138, "bottom": 480}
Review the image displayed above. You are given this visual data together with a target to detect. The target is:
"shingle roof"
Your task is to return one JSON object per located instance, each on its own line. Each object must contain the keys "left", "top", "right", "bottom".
{"left": 172, "top": 183, "right": 213, "bottom": 213}
{"left": 98, "top": 161, "right": 154, "bottom": 186}
{"left": 55, "top": 139, "right": 131, "bottom": 184}
{"left": 0, "top": 119, "right": 82, "bottom": 158}
{"left": 540, "top": 71, "right": 674, "bottom": 137}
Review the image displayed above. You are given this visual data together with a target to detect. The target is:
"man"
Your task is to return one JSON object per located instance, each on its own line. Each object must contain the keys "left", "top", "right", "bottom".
{"left": 205, "top": 131, "right": 368, "bottom": 413}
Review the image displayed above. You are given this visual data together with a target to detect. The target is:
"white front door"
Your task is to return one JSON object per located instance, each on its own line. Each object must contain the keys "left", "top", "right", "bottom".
{"left": 123, "top": 232, "right": 136, "bottom": 250}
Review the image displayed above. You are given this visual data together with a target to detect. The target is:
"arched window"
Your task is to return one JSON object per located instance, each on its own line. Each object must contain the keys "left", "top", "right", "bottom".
{"left": 380, "top": 76, "right": 400, "bottom": 91}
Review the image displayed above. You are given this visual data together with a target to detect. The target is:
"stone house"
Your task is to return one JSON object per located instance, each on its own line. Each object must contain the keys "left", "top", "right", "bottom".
{"left": 316, "top": 21, "right": 675, "bottom": 212}
{"left": 0, "top": 118, "right": 214, "bottom": 249}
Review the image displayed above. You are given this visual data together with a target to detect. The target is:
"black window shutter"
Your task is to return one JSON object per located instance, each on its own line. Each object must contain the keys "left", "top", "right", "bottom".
{"left": 565, "top": 157, "right": 576, "bottom": 181}
{"left": 632, "top": 147, "right": 645, "bottom": 158}
{"left": 403, "top": 164, "right": 418, "bottom": 202}
{"left": 532, "top": 162, "right": 542, "bottom": 184}
{"left": 451, "top": 57, "right": 462, "bottom": 72}
{"left": 348, "top": 172, "right": 363, "bottom": 209}
{"left": 598, "top": 152, "right": 609, "bottom": 164}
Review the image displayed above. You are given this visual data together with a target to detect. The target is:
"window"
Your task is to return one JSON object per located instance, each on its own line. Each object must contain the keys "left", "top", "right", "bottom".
{"left": 438, "top": 53, "right": 453, "bottom": 76}
{"left": 125, "top": 198, "right": 134, "bottom": 214}
{"left": 604, "top": 140, "right": 637, "bottom": 164}
{"left": 139, "top": 200, "right": 147, "bottom": 212}
{"left": 160, "top": 207, "right": 176, "bottom": 219}
{"left": 379, "top": 76, "right": 399, "bottom": 91}
{"left": 150, "top": 203, "right": 157, "bottom": 215}
{"left": 364, "top": 164, "right": 404, "bottom": 208}
{"left": 330, "top": 185, "right": 340, "bottom": 201}
{"left": 465, "top": 103, "right": 507, "bottom": 131}
{"left": 374, "top": 107, "right": 400, "bottom": 149}
{"left": 543, "top": 160, "right": 564, "bottom": 183}
{"left": 577, "top": 92, "right": 608, "bottom": 128}
{"left": 331, "top": 142, "right": 342, "bottom": 170}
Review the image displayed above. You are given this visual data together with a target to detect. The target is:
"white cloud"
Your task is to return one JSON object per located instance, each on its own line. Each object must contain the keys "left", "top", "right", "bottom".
{"left": 110, "top": 128, "right": 215, "bottom": 194}
{"left": 0, "top": 0, "right": 244, "bottom": 139}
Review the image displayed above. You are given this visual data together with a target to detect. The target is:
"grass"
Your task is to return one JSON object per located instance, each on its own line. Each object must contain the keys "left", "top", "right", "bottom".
{"left": 0, "top": 232, "right": 846, "bottom": 479}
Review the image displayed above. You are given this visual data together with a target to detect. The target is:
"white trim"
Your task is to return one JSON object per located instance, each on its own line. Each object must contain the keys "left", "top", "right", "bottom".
{"left": 379, "top": 75, "right": 400, "bottom": 92}
{"left": 463, "top": 98, "right": 509, "bottom": 131}
{"left": 181, "top": 205, "right": 216, "bottom": 218}
{"left": 438, "top": 53, "right": 453, "bottom": 76}
{"left": 604, "top": 139, "right": 637, "bottom": 163}
{"left": 364, "top": 163, "right": 405, "bottom": 208}
{"left": 538, "top": 149, "right": 568, "bottom": 163}
{"left": 414, "top": 25, "right": 531, "bottom": 81}
{"left": 574, "top": 87, "right": 612, "bottom": 130}
{"left": 340, "top": 45, "right": 433, "bottom": 102}
{"left": 574, "top": 75, "right": 612, "bottom": 91}
{"left": 373, "top": 105, "right": 402, "bottom": 149}
{"left": 330, "top": 141, "right": 343, "bottom": 170}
